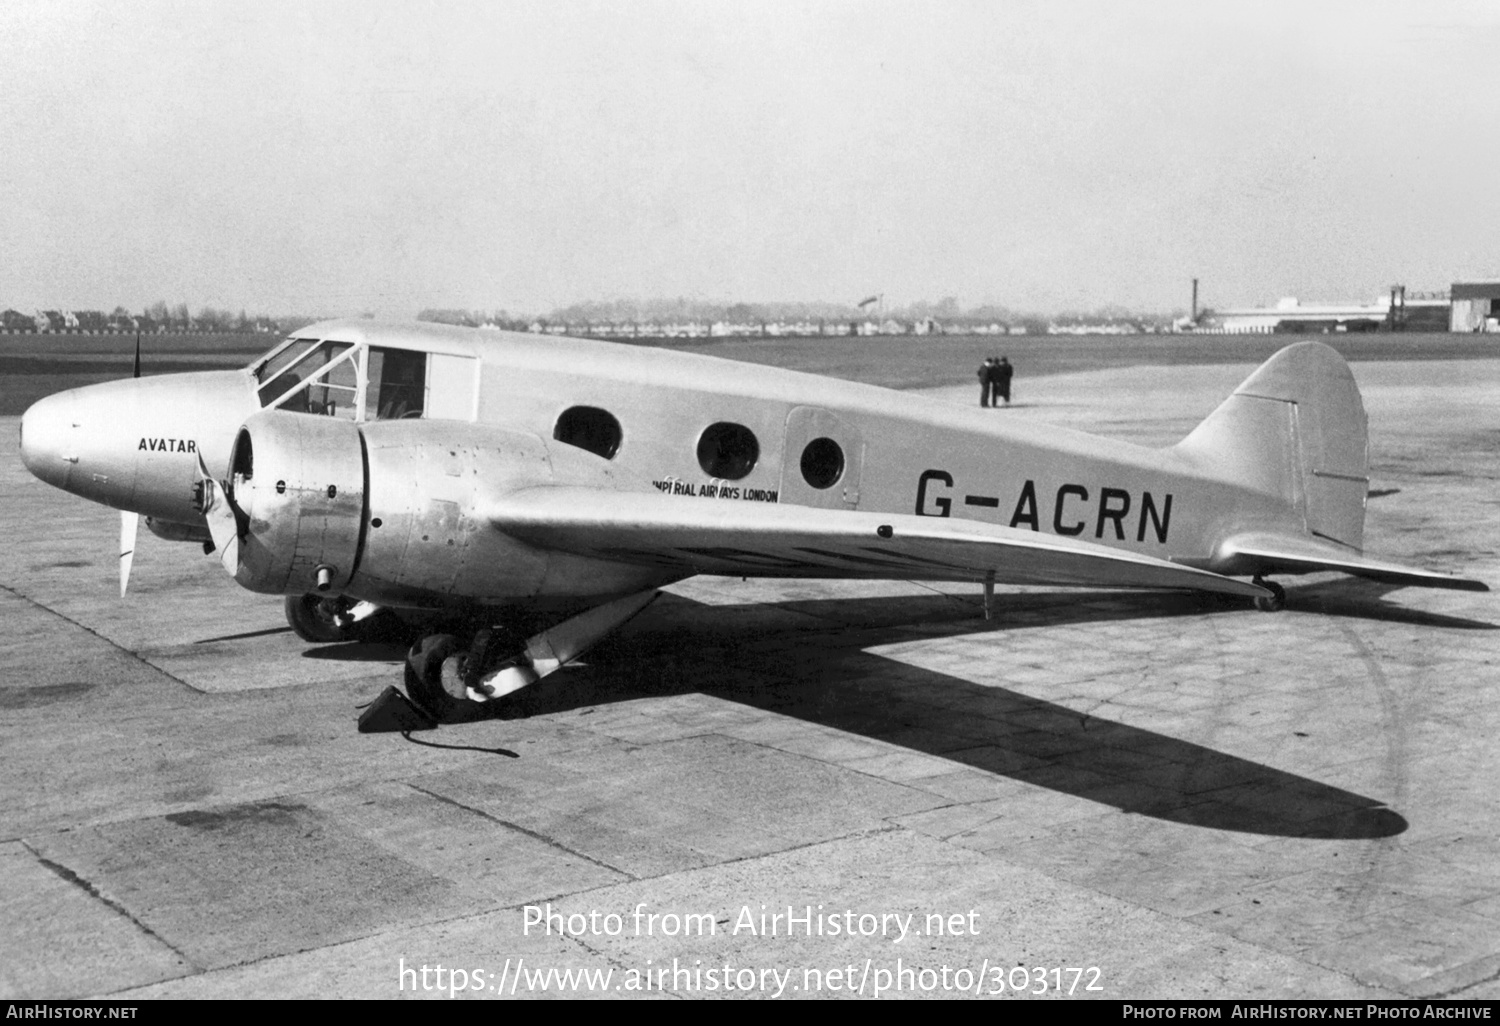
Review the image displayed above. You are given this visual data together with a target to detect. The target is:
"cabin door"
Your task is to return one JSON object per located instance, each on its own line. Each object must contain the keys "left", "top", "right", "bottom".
{"left": 779, "top": 406, "right": 865, "bottom": 509}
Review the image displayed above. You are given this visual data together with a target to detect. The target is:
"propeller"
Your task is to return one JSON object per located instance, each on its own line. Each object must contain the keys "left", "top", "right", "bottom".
{"left": 120, "top": 331, "right": 143, "bottom": 597}
{"left": 119, "top": 510, "right": 138, "bottom": 598}
{"left": 194, "top": 452, "right": 241, "bottom": 577}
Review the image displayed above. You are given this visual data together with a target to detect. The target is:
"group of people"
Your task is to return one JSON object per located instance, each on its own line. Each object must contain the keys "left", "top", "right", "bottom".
{"left": 977, "top": 356, "right": 1013, "bottom": 407}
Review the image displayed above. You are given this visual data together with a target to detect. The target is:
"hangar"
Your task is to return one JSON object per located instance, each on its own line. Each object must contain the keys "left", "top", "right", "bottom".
{"left": 1197, "top": 283, "right": 1499, "bottom": 334}
{"left": 1449, "top": 281, "right": 1500, "bottom": 333}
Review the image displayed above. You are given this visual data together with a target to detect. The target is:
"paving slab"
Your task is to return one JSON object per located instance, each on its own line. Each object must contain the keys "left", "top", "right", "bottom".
{"left": 0, "top": 841, "right": 190, "bottom": 997}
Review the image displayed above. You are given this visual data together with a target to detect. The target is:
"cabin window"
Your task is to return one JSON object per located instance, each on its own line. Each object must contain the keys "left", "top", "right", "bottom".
{"left": 554, "top": 406, "right": 622, "bottom": 459}
{"left": 697, "top": 422, "right": 758, "bottom": 480}
{"left": 365, "top": 347, "right": 427, "bottom": 420}
{"left": 799, "top": 437, "right": 845, "bottom": 490}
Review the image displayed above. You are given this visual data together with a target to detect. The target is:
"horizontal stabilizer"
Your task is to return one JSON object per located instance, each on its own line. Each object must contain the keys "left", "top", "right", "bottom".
{"left": 1218, "top": 532, "right": 1489, "bottom": 592}
{"left": 490, "top": 486, "right": 1269, "bottom": 600}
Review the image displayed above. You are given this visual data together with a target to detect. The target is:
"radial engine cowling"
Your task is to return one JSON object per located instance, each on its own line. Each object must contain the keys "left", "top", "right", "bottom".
{"left": 216, "top": 411, "right": 663, "bottom": 606}
{"left": 225, "top": 409, "right": 365, "bottom": 595}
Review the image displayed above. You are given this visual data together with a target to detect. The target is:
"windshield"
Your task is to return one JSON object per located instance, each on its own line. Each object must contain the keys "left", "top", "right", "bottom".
{"left": 253, "top": 337, "right": 318, "bottom": 385}
{"left": 256, "top": 339, "right": 359, "bottom": 419}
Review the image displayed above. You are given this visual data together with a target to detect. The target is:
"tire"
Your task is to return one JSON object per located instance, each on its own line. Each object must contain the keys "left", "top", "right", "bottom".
{"left": 403, "top": 634, "right": 493, "bottom": 723}
{"left": 285, "top": 593, "right": 349, "bottom": 643}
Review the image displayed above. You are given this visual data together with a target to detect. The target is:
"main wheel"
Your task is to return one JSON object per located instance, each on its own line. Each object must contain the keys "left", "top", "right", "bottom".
{"left": 287, "top": 594, "right": 411, "bottom": 644}
{"left": 285, "top": 593, "right": 349, "bottom": 643}
{"left": 404, "top": 633, "right": 493, "bottom": 723}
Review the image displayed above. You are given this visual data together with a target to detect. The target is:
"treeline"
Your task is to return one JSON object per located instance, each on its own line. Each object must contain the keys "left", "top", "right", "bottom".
{"left": 415, "top": 308, "right": 530, "bottom": 330}
{"left": 418, "top": 297, "right": 1178, "bottom": 332}
{"left": 7, "top": 297, "right": 1184, "bottom": 336}
{"left": 1, "top": 301, "right": 284, "bottom": 334}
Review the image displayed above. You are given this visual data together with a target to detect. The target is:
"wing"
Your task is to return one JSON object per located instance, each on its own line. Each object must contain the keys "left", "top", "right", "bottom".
{"left": 1217, "top": 531, "right": 1489, "bottom": 592}
{"left": 489, "top": 486, "right": 1269, "bottom": 599}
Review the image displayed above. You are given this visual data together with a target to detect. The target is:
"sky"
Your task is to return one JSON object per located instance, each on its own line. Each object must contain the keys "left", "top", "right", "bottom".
{"left": 2, "top": 0, "right": 1498, "bottom": 317}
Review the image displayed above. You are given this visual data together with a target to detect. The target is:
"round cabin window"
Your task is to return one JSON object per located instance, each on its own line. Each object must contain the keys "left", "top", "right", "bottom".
{"left": 553, "top": 406, "right": 622, "bottom": 459}
{"left": 799, "top": 437, "right": 845, "bottom": 490}
{"left": 696, "top": 422, "right": 759, "bottom": 480}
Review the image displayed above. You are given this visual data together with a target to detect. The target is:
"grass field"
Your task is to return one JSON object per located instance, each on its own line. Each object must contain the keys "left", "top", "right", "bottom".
{"left": 0, "top": 332, "right": 271, "bottom": 414}
{"left": 648, "top": 330, "right": 1494, "bottom": 391}
{"left": 2, "top": 328, "right": 1493, "bottom": 416}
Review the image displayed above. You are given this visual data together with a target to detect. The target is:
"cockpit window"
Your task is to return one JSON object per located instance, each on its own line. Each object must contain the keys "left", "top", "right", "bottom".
{"left": 256, "top": 339, "right": 358, "bottom": 420}
{"left": 249, "top": 336, "right": 464, "bottom": 423}
{"left": 253, "top": 337, "right": 317, "bottom": 385}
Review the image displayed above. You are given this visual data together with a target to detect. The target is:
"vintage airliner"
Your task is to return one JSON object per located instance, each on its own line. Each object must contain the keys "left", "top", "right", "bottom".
{"left": 18, "top": 320, "right": 1486, "bottom": 721}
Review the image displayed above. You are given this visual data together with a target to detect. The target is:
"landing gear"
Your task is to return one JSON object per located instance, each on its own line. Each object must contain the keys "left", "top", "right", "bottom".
{"left": 284, "top": 593, "right": 391, "bottom": 642}
{"left": 400, "top": 590, "right": 661, "bottom": 726}
{"left": 286, "top": 593, "right": 351, "bottom": 642}
{"left": 404, "top": 626, "right": 536, "bottom": 722}
{"left": 404, "top": 634, "right": 502, "bottom": 723}
{"left": 1253, "top": 577, "right": 1287, "bottom": 612}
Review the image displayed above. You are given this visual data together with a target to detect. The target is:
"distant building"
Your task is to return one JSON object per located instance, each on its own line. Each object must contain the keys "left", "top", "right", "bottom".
{"left": 1048, "top": 321, "right": 1141, "bottom": 335}
{"left": 1203, "top": 291, "right": 1449, "bottom": 334}
{"left": 1207, "top": 297, "right": 1386, "bottom": 333}
{"left": 1450, "top": 282, "right": 1500, "bottom": 332}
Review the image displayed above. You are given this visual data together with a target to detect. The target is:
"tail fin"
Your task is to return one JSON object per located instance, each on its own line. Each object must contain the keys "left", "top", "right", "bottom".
{"left": 1174, "top": 344, "right": 1486, "bottom": 592}
{"left": 1175, "top": 341, "right": 1368, "bottom": 551}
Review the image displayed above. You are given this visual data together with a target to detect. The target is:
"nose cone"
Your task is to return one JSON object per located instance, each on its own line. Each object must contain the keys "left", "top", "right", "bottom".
{"left": 19, "top": 390, "right": 81, "bottom": 491}
{"left": 19, "top": 371, "right": 260, "bottom": 520}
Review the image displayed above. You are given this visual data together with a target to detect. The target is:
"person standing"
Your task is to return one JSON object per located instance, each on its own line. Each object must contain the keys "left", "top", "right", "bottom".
{"left": 995, "top": 357, "right": 1014, "bottom": 405}
{"left": 977, "top": 357, "right": 995, "bottom": 407}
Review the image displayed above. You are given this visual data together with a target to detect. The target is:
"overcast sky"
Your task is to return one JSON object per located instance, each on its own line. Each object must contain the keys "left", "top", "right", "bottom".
{"left": 2, "top": 0, "right": 1497, "bottom": 317}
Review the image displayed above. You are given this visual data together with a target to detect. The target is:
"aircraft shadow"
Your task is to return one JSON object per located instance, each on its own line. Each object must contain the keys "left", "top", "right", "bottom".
{"left": 195, "top": 625, "right": 295, "bottom": 644}
{"left": 521, "top": 591, "right": 1408, "bottom": 841}
{"left": 302, "top": 640, "right": 410, "bottom": 662}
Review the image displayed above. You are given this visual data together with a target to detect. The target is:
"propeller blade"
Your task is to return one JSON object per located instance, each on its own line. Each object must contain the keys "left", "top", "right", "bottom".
{"left": 119, "top": 329, "right": 144, "bottom": 593}
{"left": 119, "top": 511, "right": 139, "bottom": 598}
{"left": 194, "top": 454, "right": 240, "bottom": 576}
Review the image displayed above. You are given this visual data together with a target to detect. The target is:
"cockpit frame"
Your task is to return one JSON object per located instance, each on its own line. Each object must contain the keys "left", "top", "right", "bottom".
{"left": 249, "top": 333, "right": 468, "bottom": 424}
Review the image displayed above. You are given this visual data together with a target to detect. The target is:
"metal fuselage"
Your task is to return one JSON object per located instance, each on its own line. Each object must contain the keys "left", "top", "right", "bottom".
{"left": 20, "top": 320, "right": 1293, "bottom": 606}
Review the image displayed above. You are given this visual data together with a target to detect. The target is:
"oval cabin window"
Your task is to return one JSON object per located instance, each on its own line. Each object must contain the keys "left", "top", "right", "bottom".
{"left": 696, "top": 422, "right": 759, "bottom": 480}
{"left": 553, "top": 406, "right": 622, "bottom": 459}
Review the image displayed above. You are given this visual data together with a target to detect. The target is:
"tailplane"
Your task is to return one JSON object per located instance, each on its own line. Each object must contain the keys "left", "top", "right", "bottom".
{"left": 1174, "top": 343, "right": 1485, "bottom": 593}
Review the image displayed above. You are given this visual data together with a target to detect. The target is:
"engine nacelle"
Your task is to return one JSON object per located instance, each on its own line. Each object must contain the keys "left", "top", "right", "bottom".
{"left": 220, "top": 410, "right": 660, "bottom": 605}
{"left": 226, "top": 410, "right": 366, "bottom": 596}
